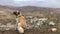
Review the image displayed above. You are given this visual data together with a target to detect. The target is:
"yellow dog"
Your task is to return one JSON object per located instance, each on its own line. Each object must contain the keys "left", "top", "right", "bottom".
{"left": 13, "top": 11, "right": 27, "bottom": 33}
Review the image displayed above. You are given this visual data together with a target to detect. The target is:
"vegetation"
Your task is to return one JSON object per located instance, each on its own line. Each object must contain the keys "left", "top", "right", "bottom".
{"left": 0, "top": 6, "right": 60, "bottom": 34}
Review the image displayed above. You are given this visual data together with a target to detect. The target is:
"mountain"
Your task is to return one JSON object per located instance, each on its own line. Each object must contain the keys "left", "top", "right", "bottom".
{"left": 18, "top": 6, "right": 60, "bottom": 19}
{"left": 0, "top": 5, "right": 60, "bottom": 19}
{"left": 0, "top": 5, "right": 16, "bottom": 24}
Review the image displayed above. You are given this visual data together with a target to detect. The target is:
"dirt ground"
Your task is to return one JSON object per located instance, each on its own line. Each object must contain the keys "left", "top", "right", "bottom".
{"left": 0, "top": 29, "right": 59, "bottom": 34}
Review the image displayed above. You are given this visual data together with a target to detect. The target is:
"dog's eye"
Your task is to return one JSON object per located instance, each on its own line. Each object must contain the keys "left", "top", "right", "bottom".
{"left": 18, "top": 12, "right": 20, "bottom": 14}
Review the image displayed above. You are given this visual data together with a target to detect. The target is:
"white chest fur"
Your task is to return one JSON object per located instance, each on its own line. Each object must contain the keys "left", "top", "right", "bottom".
{"left": 17, "top": 23, "right": 24, "bottom": 33}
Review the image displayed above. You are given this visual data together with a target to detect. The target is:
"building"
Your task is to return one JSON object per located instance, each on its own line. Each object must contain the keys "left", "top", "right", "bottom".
{"left": 49, "top": 21, "right": 55, "bottom": 26}
{"left": 38, "top": 18, "right": 48, "bottom": 22}
{"left": 51, "top": 28, "right": 57, "bottom": 32}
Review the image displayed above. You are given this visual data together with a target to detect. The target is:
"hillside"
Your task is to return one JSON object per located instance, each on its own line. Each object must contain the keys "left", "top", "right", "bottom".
{"left": 18, "top": 6, "right": 60, "bottom": 19}
{"left": 0, "top": 5, "right": 60, "bottom": 23}
{"left": 0, "top": 5, "right": 60, "bottom": 34}
{"left": 0, "top": 7, "right": 16, "bottom": 24}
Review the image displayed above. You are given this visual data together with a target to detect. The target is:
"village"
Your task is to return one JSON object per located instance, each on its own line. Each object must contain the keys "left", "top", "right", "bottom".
{"left": 26, "top": 15, "right": 57, "bottom": 32}
{"left": 0, "top": 14, "right": 58, "bottom": 32}
{"left": 0, "top": 0, "right": 60, "bottom": 34}
{"left": 0, "top": 10, "right": 60, "bottom": 34}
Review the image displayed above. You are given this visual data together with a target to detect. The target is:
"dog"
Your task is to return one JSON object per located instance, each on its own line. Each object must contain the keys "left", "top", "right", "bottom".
{"left": 13, "top": 11, "right": 27, "bottom": 33}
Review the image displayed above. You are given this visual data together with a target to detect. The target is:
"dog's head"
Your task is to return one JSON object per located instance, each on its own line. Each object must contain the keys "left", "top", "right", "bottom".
{"left": 13, "top": 11, "right": 20, "bottom": 17}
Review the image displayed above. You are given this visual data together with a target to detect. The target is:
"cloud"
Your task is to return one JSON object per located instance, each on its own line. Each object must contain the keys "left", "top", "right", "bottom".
{"left": 0, "top": 0, "right": 60, "bottom": 8}
{"left": 13, "top": 0, "right": 60, "bottom": 8}
{"left": 14, "top": 0, "right": 46, "bottom": 1}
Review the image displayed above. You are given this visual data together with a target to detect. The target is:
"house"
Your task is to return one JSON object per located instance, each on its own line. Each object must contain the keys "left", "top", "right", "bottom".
{"left": 33, "top": 17, "right": 38, "bottom": 22}
{"left": 49, "top": 21, "right": 55, "bottom": 26}
{"left": 26, "top": 15, "right": 34, "bottom": 23}
{"left": 51, "top": 28, "right": 57, "bottom": 32}
{"left": 36, "top": 18, "right": 48, "bottom": 26}
{"left": 27, "top": 25, "right": 34, "bottom": 29}
{"left": 37, "top": 22, "right": 43, "bottom": 26}
{"left": 38, "top": 18, "right": 48, "bottom": 22}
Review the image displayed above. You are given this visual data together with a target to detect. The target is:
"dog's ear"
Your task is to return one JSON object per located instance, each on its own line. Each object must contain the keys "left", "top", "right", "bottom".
{"left": 13, "top": 11, "right": 16, "bottom": 15}
{"left": 13, "top": 11, "right": 17, "bottom": 16}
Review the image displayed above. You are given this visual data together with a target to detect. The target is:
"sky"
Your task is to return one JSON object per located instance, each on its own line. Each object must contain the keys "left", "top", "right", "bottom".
{"left": 0, "top": 0, "right": 60, "bottom": 8}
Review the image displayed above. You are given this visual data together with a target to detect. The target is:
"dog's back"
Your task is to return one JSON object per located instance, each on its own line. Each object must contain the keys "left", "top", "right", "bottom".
{"left": 18, "top": 15, "right": 27, "bottom": 29}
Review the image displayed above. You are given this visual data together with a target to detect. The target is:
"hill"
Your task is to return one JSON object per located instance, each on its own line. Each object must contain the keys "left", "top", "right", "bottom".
{"left": 0, "top": 5, "right": 60, "bottom": 22}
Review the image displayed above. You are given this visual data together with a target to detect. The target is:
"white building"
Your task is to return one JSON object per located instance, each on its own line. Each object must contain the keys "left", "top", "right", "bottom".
{"left": 38, "top": 18, "right": 48, "bottom": 21}
{"left": 33, "top": 17, "right": 38, "bottom": 22}
{"left": 49, "top": 21, "right": 55, "bottom": 26}
{"left": 51, "top": 28, "right": 57, "bottom": 32}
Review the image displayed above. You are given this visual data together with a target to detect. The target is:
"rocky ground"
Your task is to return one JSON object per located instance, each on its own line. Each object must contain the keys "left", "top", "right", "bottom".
{"left": 0, "top": 29, "right": 59, "bottom": 34}
{"left": 0, "top": 6, "right": 60, "bottom": 34}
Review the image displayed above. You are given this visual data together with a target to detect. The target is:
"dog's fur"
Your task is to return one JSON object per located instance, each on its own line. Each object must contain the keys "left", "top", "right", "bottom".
{"left": 13, "top": 11, "right": 27, "bottom": 33}
{"left": 17, "top": 23, "right": 24, "bottom": 33}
